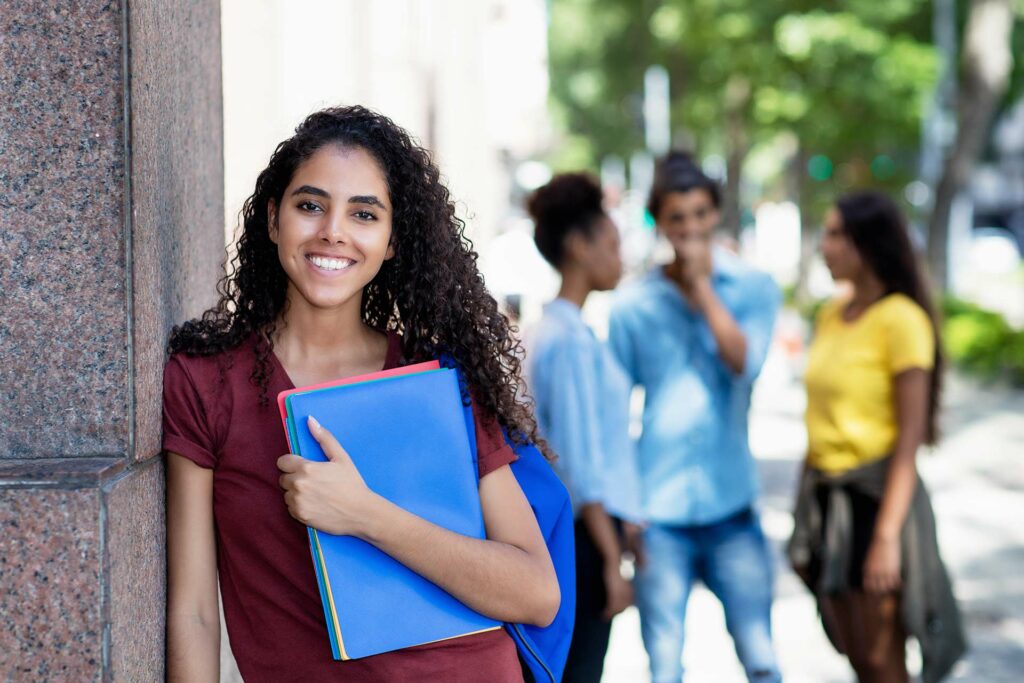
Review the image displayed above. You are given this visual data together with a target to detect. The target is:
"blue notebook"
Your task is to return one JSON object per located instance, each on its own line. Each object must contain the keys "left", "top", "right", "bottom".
{"left": 285, "top": 367, "right": 500, "bottom": 660}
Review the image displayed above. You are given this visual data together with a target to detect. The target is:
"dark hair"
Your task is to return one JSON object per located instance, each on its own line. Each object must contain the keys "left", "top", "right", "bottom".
{"left": 168, "top": 105, "right": 549, "bottom": 456}
{"left": 527, "top": 173, "right": 605, "bottom": 268}
{"left": 647, "top": 151, "right": 721, "bottom": 219}
{"left": 836, "top": 190, "right": 943, "bottom": 445}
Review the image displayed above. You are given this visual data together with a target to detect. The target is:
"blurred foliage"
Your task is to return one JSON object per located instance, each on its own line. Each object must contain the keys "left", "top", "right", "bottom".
{"left": 548, "top": 0, "right": 1024, "bottom": 222}
{"left": 942, "top": 296, "right": 1024, "bottom": 384}
{"left": 782, "top": 283, "right": 827, "bottom": 323}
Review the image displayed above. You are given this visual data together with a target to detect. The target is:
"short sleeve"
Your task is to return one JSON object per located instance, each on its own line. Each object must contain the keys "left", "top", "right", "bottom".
{"left": 162, "top": 354, "right": 218, "bottom": 469}
{"left": 470, "top": 398, "right": 518, "bottom": 479}
{"left": 886, "top": 298, "right": 935, "bottom": 373}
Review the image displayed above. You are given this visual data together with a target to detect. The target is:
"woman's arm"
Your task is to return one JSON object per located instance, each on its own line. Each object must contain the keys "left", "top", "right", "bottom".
{"left": 278, "top": 417, "right": 560, "bottom": 626}
{"left": 863, "top": 368, "right": 929, "bottom": 594}
{"left": 578, "top": 502, "right": 633, "bottom": 619}
{"left": 166, "top": 453, "right": 220, "bottom": 682}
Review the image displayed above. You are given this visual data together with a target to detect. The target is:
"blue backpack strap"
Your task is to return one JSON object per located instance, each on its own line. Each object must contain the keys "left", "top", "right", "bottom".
{"left": 437, "top": 354, "right": 576, "bottom": 682}
{"left": 503, "top": 440, "right": 576, "bottom": 683}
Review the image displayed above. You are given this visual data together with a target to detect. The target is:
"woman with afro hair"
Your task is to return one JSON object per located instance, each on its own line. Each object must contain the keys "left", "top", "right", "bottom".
{"left": 163, "top": 106, "right": 559, "bottom": 682}
{"left": 524, "top": 173, "right": 643, "bottom": 682}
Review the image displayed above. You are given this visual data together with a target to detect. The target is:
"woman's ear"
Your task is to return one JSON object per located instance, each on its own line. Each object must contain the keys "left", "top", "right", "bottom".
{"left": 563, "top": 231, "right": 589, "bottom": 265}
{"left": 384, "top": 237, "right": 396, "bottom": 261}
{"left": 267, "top": 200, "right": 279, "bottom": 244}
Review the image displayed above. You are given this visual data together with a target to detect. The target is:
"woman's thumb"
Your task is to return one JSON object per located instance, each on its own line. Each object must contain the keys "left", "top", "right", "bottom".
{"left": 307, "top": 415, "right": 340, "bottom": 461}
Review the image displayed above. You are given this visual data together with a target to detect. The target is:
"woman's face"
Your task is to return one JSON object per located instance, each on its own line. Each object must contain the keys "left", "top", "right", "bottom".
{"left": 269, "top": 145, "right": 394, "bottom": 312}
{"left": 575, "top": 215, "right": 623, "bottom": 292}
{"left": 820, "top": 207, "right": 863, "bottom": 282}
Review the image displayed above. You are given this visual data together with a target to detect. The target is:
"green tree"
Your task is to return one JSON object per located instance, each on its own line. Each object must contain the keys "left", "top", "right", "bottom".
{"left": 548, "top": 0, "right": 937, "bottom": 286}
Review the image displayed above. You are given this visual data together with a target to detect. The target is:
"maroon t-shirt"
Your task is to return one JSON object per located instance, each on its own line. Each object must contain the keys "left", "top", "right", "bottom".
{"left": 162, "top": 333, "right": 522, "bottom": 682}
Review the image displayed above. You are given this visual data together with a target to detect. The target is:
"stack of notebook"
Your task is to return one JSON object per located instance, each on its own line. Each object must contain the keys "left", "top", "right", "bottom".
{"left": 277, "top": 362, "right": 500, "bottom": 660}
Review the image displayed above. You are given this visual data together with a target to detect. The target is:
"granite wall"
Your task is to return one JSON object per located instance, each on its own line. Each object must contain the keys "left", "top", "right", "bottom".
{"left": 0, "top": 1, "right": 223, "bottom": 680}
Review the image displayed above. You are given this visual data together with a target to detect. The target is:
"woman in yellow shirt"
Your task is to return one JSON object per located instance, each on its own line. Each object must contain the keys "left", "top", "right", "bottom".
{"left": 788, "top": 191, "right": 964, "bottom": 682}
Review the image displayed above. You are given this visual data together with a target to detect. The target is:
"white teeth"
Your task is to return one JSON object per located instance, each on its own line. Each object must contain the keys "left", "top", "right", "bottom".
{"left": 309, "top": 255, "right": 353, "bottom": 271}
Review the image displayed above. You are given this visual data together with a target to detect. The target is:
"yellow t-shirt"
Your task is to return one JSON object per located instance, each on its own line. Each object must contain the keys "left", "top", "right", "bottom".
{"left": 804, "top": 293, "right": 935, "bottom": 474}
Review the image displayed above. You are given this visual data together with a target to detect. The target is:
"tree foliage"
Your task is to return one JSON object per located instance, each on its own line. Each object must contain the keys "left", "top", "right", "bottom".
{"left": 548, "top": 0, "right": 1019, "bottom": 223}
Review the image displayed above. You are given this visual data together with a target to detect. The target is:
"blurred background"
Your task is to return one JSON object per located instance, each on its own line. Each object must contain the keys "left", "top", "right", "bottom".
{"left": 220, "top": 1, "right": 1024, "bottom": 680}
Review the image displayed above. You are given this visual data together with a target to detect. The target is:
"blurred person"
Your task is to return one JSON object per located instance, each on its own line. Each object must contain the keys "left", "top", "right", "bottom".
{"left": 788, "top": 191, "right": 965, "bottom": 682}
{"left": 525, "top": 173, "right": 643, "bottom": 682}
{"left": 608, "top": 153, "right": 781, "bottom": 682}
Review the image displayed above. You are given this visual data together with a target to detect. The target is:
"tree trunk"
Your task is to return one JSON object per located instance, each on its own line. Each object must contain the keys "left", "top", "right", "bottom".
{"left": 927, "top": 0, "right": 1014, "bottom": 289}
{"left": 792, "top": 144, "right": 816, "bottom": 306}
{"left": 720, "top": 76, "right": 750, "bottom": 240}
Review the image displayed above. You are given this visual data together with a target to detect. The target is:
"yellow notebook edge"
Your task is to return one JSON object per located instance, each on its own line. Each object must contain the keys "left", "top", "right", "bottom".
{"left": 313, "top": 526, "right": 501, "bottom": 658}
{"left": 312, "top": 529, "right": 349, "bottom": 660}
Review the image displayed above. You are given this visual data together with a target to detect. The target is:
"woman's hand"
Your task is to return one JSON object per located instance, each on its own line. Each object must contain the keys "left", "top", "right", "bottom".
{"left": 277, "top": 416, "right": 379, "bottom": 537}
{"left": 602, "top": 563, "right": 634, "bottom": 620}
{"left": 622, "top": 521, "right": 647, "bottom": 569}
{"left": 863, "top": 535, "right": 902, "bottom": 594}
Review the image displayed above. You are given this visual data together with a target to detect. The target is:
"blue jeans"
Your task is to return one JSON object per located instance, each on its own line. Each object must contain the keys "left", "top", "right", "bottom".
{"left": 635, "top": 508, "right": 781, "bottom": 682}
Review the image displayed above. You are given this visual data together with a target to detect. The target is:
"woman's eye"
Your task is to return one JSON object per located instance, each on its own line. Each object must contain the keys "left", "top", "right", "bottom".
{"left": 354, "top": 210, "right": 377, "bottom": 221}
{"left": 298, "top": 201, "right": 322, "bottom": 213}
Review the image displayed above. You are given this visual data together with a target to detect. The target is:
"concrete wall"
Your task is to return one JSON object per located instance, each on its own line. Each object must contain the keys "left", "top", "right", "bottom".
{"left": 220, "top": 0, "right": 551, "bottom": 248}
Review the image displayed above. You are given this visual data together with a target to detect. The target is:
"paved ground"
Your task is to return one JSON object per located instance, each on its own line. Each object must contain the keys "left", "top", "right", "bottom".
{"left": 602, "top": 340, "right": 1024, "bottom": 682}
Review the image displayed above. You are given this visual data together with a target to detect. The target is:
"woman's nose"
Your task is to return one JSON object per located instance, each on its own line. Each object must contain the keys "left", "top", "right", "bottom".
{"left": 319, "top": 214, "right": 349, "bottom": 244}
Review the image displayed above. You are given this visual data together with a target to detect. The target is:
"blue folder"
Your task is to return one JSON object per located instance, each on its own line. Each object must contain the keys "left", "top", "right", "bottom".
{"left": 285, "top": 367, "right": 500, "bottom": 660}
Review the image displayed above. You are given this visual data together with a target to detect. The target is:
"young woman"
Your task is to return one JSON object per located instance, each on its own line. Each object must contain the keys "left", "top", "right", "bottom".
{"left": 163, "top": 106, "right": 559, "bottom": 682}
{"left": 788, "top": 191, "right": 965, "bottom": 682}
{"left": 524, "top": 173, "right": 642, "bottom": 682}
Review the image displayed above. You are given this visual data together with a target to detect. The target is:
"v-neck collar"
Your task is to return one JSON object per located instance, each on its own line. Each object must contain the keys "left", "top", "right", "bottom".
{"left": 266, "top": 330, "right": 402, "bottom": 391}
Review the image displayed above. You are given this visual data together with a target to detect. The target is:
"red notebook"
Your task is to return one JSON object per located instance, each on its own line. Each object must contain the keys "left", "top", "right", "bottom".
{"left": 276, "top": 360, "right": 441, "bottom": 445}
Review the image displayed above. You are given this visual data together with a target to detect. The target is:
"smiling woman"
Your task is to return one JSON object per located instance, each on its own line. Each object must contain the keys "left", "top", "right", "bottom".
{"left": 162, "top": 106, "right": 558, "bottom": 683}
{"left": 268, "top": 147, "right": 396, "bottom": 315}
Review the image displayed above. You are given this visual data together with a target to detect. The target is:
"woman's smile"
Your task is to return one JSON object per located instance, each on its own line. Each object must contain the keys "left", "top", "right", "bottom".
{"left": 306, "top": 253, "right": 357, "bottom": 275}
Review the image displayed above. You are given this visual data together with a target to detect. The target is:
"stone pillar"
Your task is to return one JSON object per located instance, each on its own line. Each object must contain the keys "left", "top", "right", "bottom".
{"left": 0, "top": 2, "right": 223, "bottom": 680}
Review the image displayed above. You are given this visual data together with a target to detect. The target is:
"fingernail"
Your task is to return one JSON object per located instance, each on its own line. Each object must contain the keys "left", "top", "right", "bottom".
{"left": 308, "top": 415, "right": 321, "bottom": 431}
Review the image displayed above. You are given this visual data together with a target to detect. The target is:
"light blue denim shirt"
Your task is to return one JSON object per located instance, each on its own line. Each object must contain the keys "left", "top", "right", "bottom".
{"left": 526, "top": 298, "right": 643, "bottom": 522}
{"left": 608, "top": 249, "right": 780, "bottom": 525}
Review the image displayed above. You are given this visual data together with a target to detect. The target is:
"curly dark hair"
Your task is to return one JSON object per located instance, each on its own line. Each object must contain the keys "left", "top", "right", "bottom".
{"left": 168, "top": 105, "right": 549, "bottom": 456}
{"left": 527, "top": 172, "right": 605, "bottom": 268}
{"left": 836, "top": 190, "right": 944, "bottom": 445}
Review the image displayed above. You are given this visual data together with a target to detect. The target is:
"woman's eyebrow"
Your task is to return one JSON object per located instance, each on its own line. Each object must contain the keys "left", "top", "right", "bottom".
{"left": 291, "top": 185, "right": 329, "bottom": 198}
{"left": 349, "top": 195, "right": 388, "bottom": 211}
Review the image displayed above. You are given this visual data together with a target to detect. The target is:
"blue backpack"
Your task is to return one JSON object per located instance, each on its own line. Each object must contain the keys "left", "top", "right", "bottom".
{"left": 446, "top": 359, "right": 576, "bottom": 682}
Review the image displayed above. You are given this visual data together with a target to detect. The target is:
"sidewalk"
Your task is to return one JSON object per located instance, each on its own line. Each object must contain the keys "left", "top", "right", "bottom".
{"left": 602, "top": 345, "right": 1024, "bottom": 682}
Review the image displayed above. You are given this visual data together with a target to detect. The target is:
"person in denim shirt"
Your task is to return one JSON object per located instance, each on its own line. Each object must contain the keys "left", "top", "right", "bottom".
{"left": 525, "top": 173, "right": 643, "bottom": 682}
{"left": 608, "top": 153, "right": 781, "bottom": 682}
